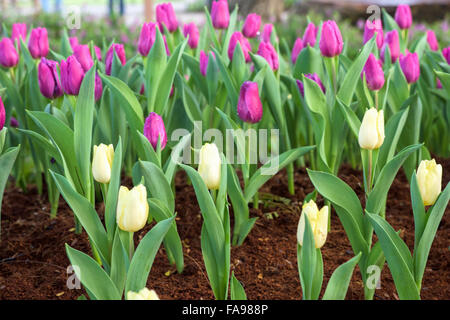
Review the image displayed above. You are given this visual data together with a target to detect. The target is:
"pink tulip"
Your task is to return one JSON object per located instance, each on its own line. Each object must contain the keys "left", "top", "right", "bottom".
{"left": 363, "top": 19, "right": 384, "bottom": 49}
{"left": 38, "top": 58, "right": 63, "bottom": 99}
{"left": 95, "top": 46, "right": 102, "bottom": 61}
{"left": 302, "top": 22, "right": 317, "bottom": 47}
{"left": 395, "top": 4, "right": 412, "bottom": 30}
{"left": 10, "top": 117, "right": 19, "bottom": 128}
{"left": 363, "top": 53, "right": 385, "bottom": 91}
{"left": 437, "top": 78, "right": 442, "bottom": 89}
{"left": 73, "top": 44, "right": 94, "bottom": 72}
{"left": 144, "top": 112, "right": 168, "bottom": 150}
{"left": 426, "top": 30, "right": 439, "bottom": 51}
{"left": 237, "top": 81, "right": 263, "bottom": 123}
{"left": 296, "top": 73, "right": 325, "bottom": 97}
{"left": 257, "top": 41, "right": 279, "bottom": 71}
{"left": 200, "top": 50, "right": 215, "bottom": 76}
{"left": 156, "top": 2, "right": 178, "bottom": 32}
{"left": 443, "top": 47, "right": 450, "bottom": 64}
{"left": 138, "top": 22, "right": 157, "bottom": 56}
{"left": 69, "top": 37, "right": 79, "bottom": 49}
{"left": 261, "top": 24, "right": 274, "bottom": 43}
{"left": 0, "top": 38, "right": 19, "bottom": 67}
{"left": 242, "top": 13, "right": 261, "bottom": 38}
{"left": 105, "top": 43, "right": 126, "bottom": 75}
{"left": 95, "top": 74, "right": 103, "bottom": 101}
{"left": 183, "top": 22, "right": 200, "bottom": 49}
{"left": 11, "top": 23, "right": 27, "bottom": 46}
{"left": 319, "top": 20, "right": 343, "bottom": 57}
{"left": 0, "top": 96, "right": 5, "bottom": 131}
{"left": 228, "top": 31, "right": 252, "bottom": 62}
{"left": 28, "top": 27, "right": 49, "bottom": 59}
{"left": 399, "top": 52, "right": 420, "bottom": 84}
{"left": 381, "top": 30, "right": 400, "bottom": 63}
{"left": 291, "top": 38, "right": 304, "bottom": 64}
{"left": 211, "top": 0, "right": 230, "bottom": 30}
{"left": 60, "top": 56, "right": 85, "bottom": 95}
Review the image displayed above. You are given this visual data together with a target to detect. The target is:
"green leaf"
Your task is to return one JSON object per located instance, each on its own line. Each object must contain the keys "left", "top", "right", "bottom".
{"left": 410, "top": 172, "right": 426, "bottom": 250}
{"left": 110, "top": 229, "right": 128, "bottom": 297}
{"left": 0, "top": 145, "right": 20, "bottom": 236}
{"left": 230, "top": 272, "right": 247, "bottom": 300}
{"left": 164, "top": 133, "right": 191, "bottom": 183}
{"left": 146, "top": 28, "right": 167, "bottom": 112}
{"left": 293, "top": 45, "right": 323, "bottom": 79}
{"left": 336, "top": 98, "right": 361, "bottom": 139}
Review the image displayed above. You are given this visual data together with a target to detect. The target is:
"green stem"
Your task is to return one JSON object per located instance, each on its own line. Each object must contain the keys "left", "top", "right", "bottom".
{"left": 368, "top": 150, "right": 373, "bottom": 193}
{"left": 129, "top": 232, "right": 134, "bottom": 261}
{"left": 375, "top": 91, "right": 379, "bottom": 109}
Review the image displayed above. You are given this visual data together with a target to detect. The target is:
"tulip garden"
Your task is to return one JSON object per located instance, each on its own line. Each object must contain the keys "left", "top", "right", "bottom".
{"left": 0, "top": 1, "right": 449, "bottom": 301}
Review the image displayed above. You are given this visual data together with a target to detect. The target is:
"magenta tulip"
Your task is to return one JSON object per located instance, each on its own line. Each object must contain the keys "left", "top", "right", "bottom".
{"left": 95, "top": 74, "right": 103, "bottom": 101}
{"left": 261, "top": 24, "right": 274, "bottom": 43}
{"left": 296, "top": 73, "right": 325, "bottom": 97}
{"left": 437, "top": 78, "right": 442, "bottom": 89}
{"left": 38, "top": 58, "right": 63, "bottom": 99}
{"left": 28, "top": 27, "right": 49, "bottom": 59}
{"left": 0, "top": 38, "right": 19, "bottom": 68}
{"left": 211, "top": 0, "right": 230, "bottom": 30}
{"left": 443, "top": 47, "right": 450, "bottom": 64}
{"left": 228, "top": 32, "right": 252, "bottom": 62}
{"left": 11, "top": 23, "right": 27, "bottom": 46}
{"left": 395, "top": 4, "right": 412, "bottom": 30}
{"left": 10, "top": 117, "right": 19, "bottom": 128}
{"left": 242, "top": 13, "right": 261, "bottom": 38}
{"left": 237, "top": 81, "right": 263, "bottom": 123}
{"left": 105, "top": 43, "right": 126, "bottom": 76}
{"left": 363, "top": 19, "right": 384, "bottom": 49}
{"left": 73, "top": 44, "right": 94, "bottom": 72}
{"left": 183, "top": 22, "right": 200, "bottom": 49}
{"left": 60, "top": 56, "right": 85, "bottom": 95}
{"left": 399, "top": 52, "right": 420, "bottom": 84}
{"left": 302, "top": 22, "right": 317, "bottom": 47}
{"left": 426, "top": 30, "right": 439, "bottom": 51}
{"left": 69, "top": 37, "right": 79, "bottom": 49}
{"left": 0, "top": 96, "right": 5, "bottom": 131}
{"left": 95, "top": 46, "right": 102, "bottom": 61}
{"left": 363, "top": 53, "right": 385, "bottom": 91}
{"left": 200, "top": 50, "right": 215, "bottom": 76}
{"left": 257, "top": 41, "right": 279, "bottom": 71}
{"left": 156, "top": 3, "right": 178, "bottom": 33}
{"left": 138, "top": 22, "right": 157, "bottom": 56}
{"left": 291, "top": 38, "right": 304, "bottom": 64}
{"left": 319, "top": 20, "right": 343, "bottom": 57}
{"left": 381, "top": 30, "right": 400, "bottom": 63}
{"left": 144, "top": 112, "right": 168, "bottom": 150}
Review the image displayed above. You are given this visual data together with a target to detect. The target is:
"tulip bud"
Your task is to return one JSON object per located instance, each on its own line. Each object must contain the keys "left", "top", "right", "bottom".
{"left": 116, "top": 185, "right": 149, "bottom": 232}
{"left": 211, "top": 0, "right": 230, "bottom": 30}
{"left": 10, "top": 116, "right": 19, "bottom": 128}
{"left": 426, "top": 30, "right": 439, "bottom": 51}
{"left": 28, "top": 27, "right": 49, "bottom": 59}
{"left": 297, "top": 200, "right": 328, "bottom": 249}
{"left": 443, "top": 47, "right": 450, "bottom": 65}
{"left": 105, "top": 43, "right": 126, "bottom": 76}
{"left": 363, "top": 19, "right": 384, "bottom": 49}
{"left": 358, "top": 108, "right": 385, "bottom": 150}
{"left": 242, "top": 13, "right": 261, "bottom": 38}
{"left": 261, "top": 24, "right": 274, "bottom": 43}
{"left": 200, "top": 50, "right": 215, "bottom": 76}
{"left": 381, "top": 30, "right": 400, "bottom": 63}
{"left": 291, "top": 38, "right": 304, "bottom": 64}
{"left": 296, "top": 73, "right": 325, "bottom": 97}
{"left": 0, "top": 96, "right": 5, "bottom": 131}
{"left": 228, "top": 31, "right": 252, "bottom": 63}
{"left": 399, "top": 52, "right": 420, "bottom": 84}
{"left": 437, "top": 78, "right": 442, "bottom": 89}
{"left": 156, "top": 3, "right": 178, "bottom": 33}
{"left": 11, "top": 23, "right": 27, "bottom": 46}
{"left": 60, "top": 55, "right": 85, "bottom": 96}
{"left": 395, "top": 4, "right": 412, "bottom": 30}
{"left": 319, "top": 20, "right": 343, "bottom": 57}
{"left": 95, "top": 46, "right": 103, "bottom": 61}
{"left": 257, "top": 41, "right": 279, "bottom": 71}
{"left": 416, "top": 159, "right": 442, "bottom": 206}
{"left": 95, "top": 73, "right": 103, "bottom": 101}
{"left": 198, "top": 143, "right": 221, "bottom": 190}
{"left": 183, "top": 22, "right": 200, "bottom": 49}
{"left": 73, "top": 44, "right": 94, "bottom": 72}
{"left": 138, "top": 22, "right": 157, "bottom": 57}
{"left": 69, "top": 37, "right": 79, "bottom": 49}
{"left": 238, "top": 81, "right": 263, "bottom": 123}
{"left": 363, "top": 53, "right": 385, "bottom": 91}
{"left": 92, "top": 144, "right": 114, "bottom": 184}
{"left": 127, "top": 288, "right": 159, "bottom": 300}
{"left": 302, "top": 22, "right": 317, "bottom": 47}
{"left": 38, "top": 58, "right": 63, "bottom": 99}
{"left": 144, "top": 112, "right": 168, "bottom": 151}
{"left": 0, "top": 38, "right": 19, "bottom": 68}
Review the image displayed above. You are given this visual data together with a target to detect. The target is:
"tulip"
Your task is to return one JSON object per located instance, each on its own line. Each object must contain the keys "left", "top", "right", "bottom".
{"left": 11, "top": 23, "right": 27, "bottom": 46}
{"left": 319, "top": 20, "right": 343, "bottom": 57}
{"left": 302, "top": 22, "right": 317, "bottom": 47}
{"left": 92, "top": 144, "right": 114, "bottom": 184}
{"left": 242, "top": 13, "right": 261, "bottom": 38}
{"left": 261, "top": 24, "right": 274, "bottom": 43}
{"left": 237, "top": 81, "right": 263, "bottom": 123}
{"left": 10, "top": 117, "right": 19, "bottom": 128}
{"left": 426, "top": 30, "right": 439, "bottom": 51}
{"left": 381, "top": 30, "right": 400, "bottom": 63}
{"left": 95, "top": 74, "right": 103, "bottom": 101}
{"left": 138, "top": 22, "right": 157, "bottom": 56}
{"left": 60, "top": 55, "right": 85, "bottom": 96}
{"left": 28, "top": 27, "right": 49, "bottom": 59}
{"left": 363, "top": 19, "right": 384, "bottom": 49}
{"left": 127, "top": 288, "right": 159, "bottom": 300}
{"left": 144, "top": 112, "right": 168, "bottom": 151}
{"left": 257, "top": 41, "right": 279, "bottom": 71}
{"left": 0, "top": 38, "right": 19, "bottom": 68}
{"left": 200, "top": 50, "right": 215, "bottom": 76}
{"left": 296, "top": 73, "right": 325, "bottom": 97}
{"left": 437, "top": 78, "right": 442, "bottom": 89}
{"left": 95, "top": 46, "right": 102, "bottom": 61}
{"left": 69, "top": 37, "right": 79, "bottom": 49}
{"left": 0, "top": 96, "right": 5, "bottom": 131}
{"left": 38, "top": 58, "right": 63, "bottom": 99}
{"left": 183, "top": 22, "right": 200, "bottom": 49}
{"left": 228, "top": 31, "right": 252, "bottom": 62}
{"left": 163, "top": 35, "right": 171, "bottom": 56}
{"left": 291, "top": 38, "right": 304, "bottom": 64}
{"left": 358, "top": 108, "right": 385, "bottom": 150}
{"left": 198, "top": 143, "right": 221, "bottom": 190}
{"left": 116, "top": 185, "right": 149, "bottom": 232}
{"left": 363, "top": 53, "right": 385, "bottom": 91}
{"left": 156, "top": 2, "right": 178, "bottom": 32}
{"left": 443, "top": 47, "right": 450, "bottom": 64}
{"left": 297, "top": 200, "right": 328, "bottom": 249}
{"left": 399, "top": 52, "right": 420, "bottom": 84}
{"left": 105, "top": 43, "right": 126, "bottom": 76}
{"left": 416, "top": 159, "right": 442, "bottom": 206}
{"left": 395, "top": 4, "right": 412, "bottom": 30}
{"left": 211, "top": 0, "right": 230, "bottom": 30}
{"left": 73, "top": 44, "right": 94, "bottom": 72}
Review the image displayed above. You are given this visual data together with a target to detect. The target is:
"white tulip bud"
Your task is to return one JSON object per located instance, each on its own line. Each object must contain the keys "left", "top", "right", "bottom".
{"left": 127, "top": 288, "right": 159, "bottom": 300}
{"left": 92, "top": 144, "right": 114, "bottom": 184}
{"left": 297, "top": 200, "right": 329, "bottom": 249}
{"left": 358, "top": 108, "right": 385, "bottom": 150}
{"left": 116, "top": 185, "right": 149, "bottom": 232}
{"left": 416, "top": 159, "right": 442, "bottom": 206}
{"left": 198, "top": 143, "right": 221, "bottom": 190}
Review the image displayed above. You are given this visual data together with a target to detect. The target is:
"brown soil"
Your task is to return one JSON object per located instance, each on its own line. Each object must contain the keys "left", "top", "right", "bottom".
{"left": 1, "top": 159, "right": 449, "bottom": 300}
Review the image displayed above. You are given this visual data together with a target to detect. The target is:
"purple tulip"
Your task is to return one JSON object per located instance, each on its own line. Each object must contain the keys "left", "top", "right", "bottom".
{"left": 105, "top": 43, "right": 126, "bottom": 76}
{"left": 296, "top": 73, "right": 325, "bottom": 97}
{"left": 437, "top": 78, "right": 442, "bottom": 89}
{"left": 363, "top": 19, "right": 384, "bottom": 49}
{"left": 228, "top": 31, "right": 252, "bottom": 62}
{"left": 73, "top": 45, "right": 94, "bottom": 72}
{"left": 426, "top": 30, "right": 439, "bottom": 51}
{"left": 11, "top": 23, "right": 27, "bottom": 46}
{"left": 291, "top": 38, "right": 304, "bottom": 64}
{"left": 302, "top": 22, "right": 317, "bottom": 47}
{"left": 242, "top": 13, "right": 261, "bottom": 38}
{"left": 200, "top": 50, "right": 215, "bottom": 76}
{"left": 60, "top": 56, "right": 85, "bottom": 95}
{"left": 381, "top": 30, "right": 400, "bottom": 63}
{"left": 69, "top": 37, "right": 79, "bottom": 49}
{"left": 138, "top": 22, "right": 157, "bottom": 56}
{"left": 10, "top": 117, "right": 19, "bottom": 128}
{"left": 211, "top": 0, "right": 230, "bottom": 30}
{"left": 0, "top": 96, "right": 5, "bottom": 131}
{"left": 95, "top": 46, "right": 102, "bottom": 61}
{"left": 156, "top": 3, "right": 178, "bottom": 33}
{"left": 95, "top": 74, "right": 103, "bottom": 101}
{"left": 319, "top": 20, "right": 343, "bottom": 57}
{"left": 261, "top": 24, "right": 274, "bottom": 43}
{"left": 399, "top": 52, "right": 420, "bottom": 84}
{"left": 237, "top": 81, "right": 263, "bottom": 123}
{"left": 28, "top": 27, "right": 49, "bottom": 59}
{"left": 395, "top": 4, "right": 412, "bottom": 30}
{"left": 144, "top": 112, "right": 168, "bottom": 150}
{"left": 183, "top": 22, "right": 200, "bottom": 49}
{"left": 0, "top": 38, "right": 19, "bottom": 68}
{"left": 38, "top": 58, "right": 63, "bottom": 99}
{"left": 363, "top": 53, "right": 385, "bottom": 91}
{"left": 443, "top": 47, "right": 450, "bottom": 65}
{"left": 257, "top": 41, "right": 279, "bottom": 71}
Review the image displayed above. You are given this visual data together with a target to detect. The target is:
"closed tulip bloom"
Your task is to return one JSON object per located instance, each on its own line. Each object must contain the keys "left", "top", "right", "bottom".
{"left": 105, "top": 43, "right": 126, "bottom": 75}
{"left": 238, "top": 81, "right": 263, "bottom": 123}
{"left": 257, "top": 41, "right": 279, "bottom": 70}
{"left": 228, "top": 31, "right": 252, "bottom": 62}
{"left": 297, "top": 200, "right": 328, "bottom": 249}
{"left": 11, "top": 23, "right": 27, "bottom": 45}
{"left": 399, "top": 52, "right": 420, "bottom": 84}
{"left": 156, "top": 3, "right": 178, "bottom": 33}
{"left": 198, "top": 143, "right": 221, "bottom": 190}
{"left": 443, "top": 47, "right": 450, "bottom": 64}
{"left": 116, "top": 185, "right": 149, "bottom": 232}
{"left": 291, "top": 38, "right": 304, "bottom": 64}
{"left": 319, "top": 20, "right": 343, "bottom": 57}
{"left": 426, "top": 30, "right": 439, "bottom": 51}
{"left": 363, "top": 53, "right": 385, "bottom": 91}
{"left": 183, "top": 22, "right": 200, "bottom": 49}
{"left": 94, "top": 46, "right": 102, "bottom": 61}
{"left": 144, "top": 112, "right": 168, "bottom": 151}
{"left": 261, "top": 24, "right": 274, "bottom": 43}
{"left": 437, "top": 78, "right": 442, "bottom": 89}
{"left": 0, "top": 96, "right": 5, "bottom": 131}
{"left": 60, "top": 56, "right": 85, "bottom": 96}
{"left": 10, "top": 117, "right": 19, "bottom": 128}
{"left": 73, "top": 44, "right": 94, "bottom": 72}
{"left": 242, "top": 13, "right": 261, "bottom": 38}
{"left": 138, "top": 22, "right": 157, "bottom": 56}
{"left": 416, "top": 159, "right": 442, "bottom": 206}
{"left": 28, "top": 27, "right": 49, "bottom": 59}
{"left": 127, "top": 288, "right": 159, "bottom": 300}
{"left": 363, "top": 19, "right": 384, "bottom": 49}
{"left": 296, "top": 73, "right": 325, "bottom": 97}
{"left": 38, "top": 58, "right": 63, "bottom": 99}
{"left": 395, "top": 4, "right": 412, "bottom": 30}
{"left": 69, "top": 37, "right": 79, "bottom": 49}
{"left": 200, "top": 50, "right": 215, "bottom": 76}
{"left": 358, "top": 108, "right": 385, "bottom": 150}
{"left": 381, "top": 30, "right": 400, "bottom": 63}
{"left": 92, "top": 143, "right": 114, "bottom": 184}
{"left": 95, "top": 74, "right": 103, "bottom": 101}
{"left": 0, "top": 38, "right": 19, "bottom": 68}
{"left": 211, "top": 0, "right": 230, "bottom": 30}
{"left": 302, "top": 22, "right": 317, "bottom": 47}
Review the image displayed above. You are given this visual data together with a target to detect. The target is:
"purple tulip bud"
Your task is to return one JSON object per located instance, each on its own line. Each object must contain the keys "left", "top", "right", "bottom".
{"left": 363, "top": 19, "right": 384, "bottom": 49}
{"left": 163, "top": 35, "right": 171, "bottom": 56}
{"left": 95, "top": 74, "right": 103, "bottom": 101}
{"left": 38, "top": 58, "right": 63, "bottom": 99}
{"left": 144, "top": 112, "right": 168, "bottom": 150}
{"left": 10, "top": 116, "right": 19, "bottom": 128}
{"left": 261, "top": 24, "right": 274, "bottom": 43}
{"left": 183, "top": 22, "right": 200, "bottom": 49}
{"left": 228, "top": 31, "right": 252, "bottom": 62}
{"left": 257, "top": 41, "right": 279, "bottom": 71}
{"left": 140, "top": 84, "right": 145, "bottom": 95}
{"left": 296, "top": 73, "right": 325, "bottom": 97}
{"left": 319, "top": 20, "right": 343, "bottom": 57}
{"left": 291, "top": 38, "right": 304, "bottom": 64}
{"left": 242, "top": 13, "right": 261, "bottom": 38}
{"left": 426, "top": 30, "right": 439, "bottom": 51}
{"left": 28, "top": 27, "right": 49, "bottom": 59}
{"left": 200, "top": 50, "right": 215, "bottom": 76}
{"left": 138, "top": 22, "right": 157, "bottom": 56}
{"left": 211, "top": 0, "right": 230, "bottom": 30}
{"left": 237, "top": 81, "right": 263, "bottom": 123}
{"left": 105, "top": 43, "right": 126, "bottom": 76}
{"left": 73, "top": 44, "right": 94, "bottom": 72}
{"left": 0, "top": 96, "right": 5, "bottom": 131}
{"left": 156, "top": 3, "right": 178, "bottom": 33}
{"left": 95, "top": 46, "right": 102, "bottom": 61}
{"left": 0, "top": 38, "right": 19, "bottom": 68}
{"left": 60, "top": 55, "right": 85, "bottom": 96}
{"left": 437, "top": 78, "right": 442, "bottom": 89}
{"left": 443, "top": 47, "right": 450, "bottom": 65}
{"left": 395, "top": 4, "right": 412, "bottom": 30}
{"left": 302, "top": 22, "right": 317, "bottom": 47}
{"left": 69, "top": 37, "right": 79, "bottom": 49}
{"left": 399, "top": 52, "right": 420, "bottom": 84}
{"left": 11, "top": 23, "right": 27, "bottom": 46}
{"left": 363, "top": 53, "right": 385, "bottom": 91}
{"left": 381, "top": 30, "right": 400, "bottom": 63}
